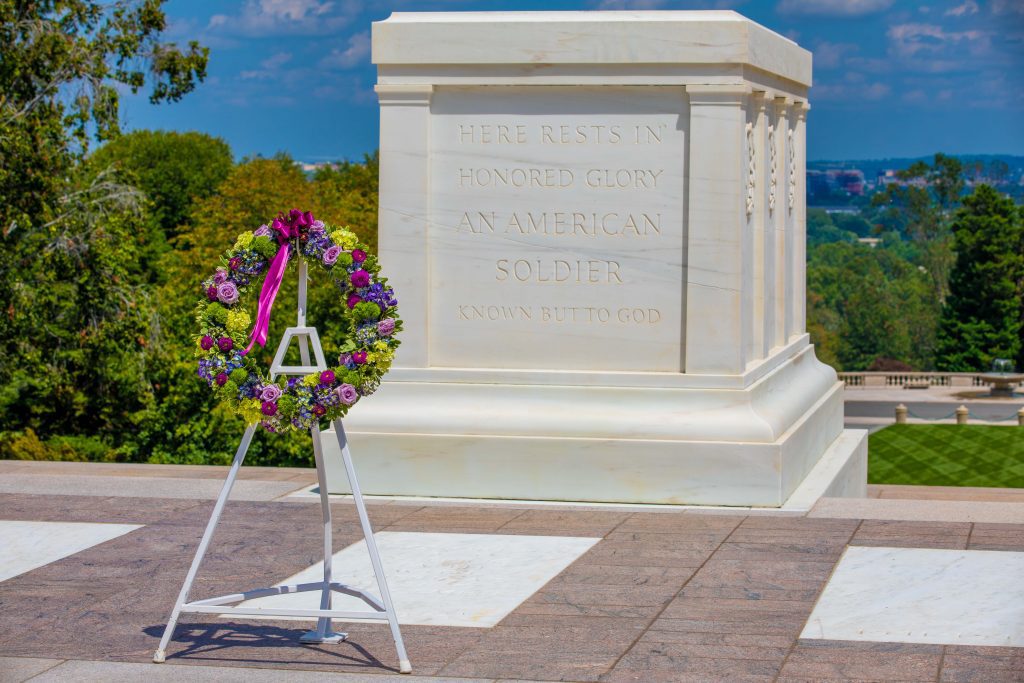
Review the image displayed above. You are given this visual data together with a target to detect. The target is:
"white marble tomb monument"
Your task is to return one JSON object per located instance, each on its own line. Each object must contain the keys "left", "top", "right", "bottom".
{"left": 324, "top": 10, "right": 867, "bottom": 506}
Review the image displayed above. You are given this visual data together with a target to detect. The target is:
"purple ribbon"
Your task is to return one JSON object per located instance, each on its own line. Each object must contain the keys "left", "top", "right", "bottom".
{"left": 242, "top": 210, "right": 314, "bottom": 356}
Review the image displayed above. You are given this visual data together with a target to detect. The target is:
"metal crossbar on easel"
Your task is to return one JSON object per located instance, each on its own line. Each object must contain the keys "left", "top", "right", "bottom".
{"left": 153, "top": 259, "right": 411, "bottom": 674}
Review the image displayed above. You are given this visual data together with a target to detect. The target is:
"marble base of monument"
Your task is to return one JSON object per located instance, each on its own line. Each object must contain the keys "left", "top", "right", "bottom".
{"left": 323, "top": 338, "right": 866, "bottom": 507}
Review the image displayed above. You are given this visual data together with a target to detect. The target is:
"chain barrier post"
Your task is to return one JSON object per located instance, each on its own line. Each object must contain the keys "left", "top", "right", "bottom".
{"left": 956, "top": 405, "right": 968, "bottom": 425}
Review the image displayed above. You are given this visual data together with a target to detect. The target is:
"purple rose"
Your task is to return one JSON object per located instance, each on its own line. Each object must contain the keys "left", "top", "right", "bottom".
{"left": 260, "top": 384, "right": 282, "bottom": 402}
{"left": 206, "top": 286, "right": 218, "bottom": 301}
{"left": 312, "top": 404, "right": 326, "bottom": 416}
{"left": 200, "top": 335, "right": 215, "bottom": 350}
{"left": 338, "top": 352, "right": 353, "bottom": 366}
{"left": 352, "top": 350, "right": 367, "bottom": 365}
{"left": 217, "top": 281, "right": 239, "bottom": 305}
{"left": 213, "top": 268, "right": 228, "bottom": 285}
{"left": 346, "top": 294, "right": 362, "bottom": 309}
{"left": 322, "top": 246, "right": 341, "bottom": 266}
{"left": 352, "top": 249, "right": 366, "bottom": 263}
{"left": 350, "top": 270, "right": 370, "bottom": 288}
{"left": 215, "top": 373, "right": 228, "bottom": 386}
{"left": 336, "top": 383, "right": 358, "bottom": 405}
{"left": 254, "top": 224, "right": 271, "bottom": 237}
{"left": 320, "top": 370, "right": 335, "bottom": 385}
{"left": 261, "top": 401, "right": 278, "bottom": 416}
{"left": 312, "top": 220, "right": 325, "bottom": 231}
{"left": 377, "top": 318, "right": 396, "bottom": 337}
{"left": 229, "top": 256, "right": 241, "bottom": 270}
{"left": 218, "top": 337, "right": 233, "bottom": 352}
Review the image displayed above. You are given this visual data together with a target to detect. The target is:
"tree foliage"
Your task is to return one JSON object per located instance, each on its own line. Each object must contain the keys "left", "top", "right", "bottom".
{"left": 0, "top": 1, "right": 207, "bottom": 458}
{"left": 88, "top": 130, "right": 233, "bottom": 236}
{"left": 934, "top": 185, "right": 1024, "bottom": 371}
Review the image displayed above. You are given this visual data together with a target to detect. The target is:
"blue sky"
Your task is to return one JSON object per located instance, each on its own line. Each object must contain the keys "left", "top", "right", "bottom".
{"left": 120, "top": 0, "right": 1024, "bottom": 162}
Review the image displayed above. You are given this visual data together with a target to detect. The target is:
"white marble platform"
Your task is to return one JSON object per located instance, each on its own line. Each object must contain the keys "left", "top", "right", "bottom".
{"left": 0, "top": 520, "right": 141, "bottom": 582}
{"left": 230, "top": 531, "right": 599, "bottom": 627}
{"left": 801, "top": 546, "right": 1024, "bottom": 647}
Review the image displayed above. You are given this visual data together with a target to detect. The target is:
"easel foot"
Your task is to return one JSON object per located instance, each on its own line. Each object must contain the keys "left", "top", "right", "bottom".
{"left": 400, "top": 659, "right": 412, "bottom": 674}
{"left": 153, "top": 650, "right": 166, "bottom": 663}
{"left": 299, "top": 630, "right": 348, "bottom": 644}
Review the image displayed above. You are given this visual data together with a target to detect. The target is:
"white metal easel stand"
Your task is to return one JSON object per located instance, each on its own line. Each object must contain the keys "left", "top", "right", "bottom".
{"left": 153, "top": 260, "right": 411, "bottom": 674}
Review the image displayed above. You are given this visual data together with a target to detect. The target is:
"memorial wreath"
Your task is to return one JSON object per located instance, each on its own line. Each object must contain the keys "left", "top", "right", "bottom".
{"left": 194, "top": 209, "right": 401, "bottom": 433}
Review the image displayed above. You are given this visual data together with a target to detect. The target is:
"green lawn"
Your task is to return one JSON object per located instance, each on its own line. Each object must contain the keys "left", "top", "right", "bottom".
{"left": 868, "top": 425, "right": 1024, "bottom": 488}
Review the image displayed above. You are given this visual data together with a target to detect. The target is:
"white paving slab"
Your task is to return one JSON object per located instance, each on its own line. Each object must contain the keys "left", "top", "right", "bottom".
{"left": 801, "top": 546, "right": 1024, "bottom": 647}
{"left": 230, "top": 531, "right": 599, "bottom": 627}
{"left": 0, "top": 521, "right": 141, "bottom": 582}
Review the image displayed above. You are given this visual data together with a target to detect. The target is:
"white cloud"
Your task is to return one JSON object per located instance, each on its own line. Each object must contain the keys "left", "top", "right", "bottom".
{"left": 261, "top": 52, "right": 293, "bottom": 70}
{"left": 887, "top": 23, "right": 988, "bottom": 58}
{"left": 812, "top": 81, "right": 891, "bottom": 101}
{"left": 319, "top": 31, "right": 371, "bottom": 69}
{"left": 992, "top": 0, "right": 1024, "bottom": 15}
{"left": 814, "top": 41, "right": 859, "bottom": 68}
{"left": 777, "top": 0, "right": 893, "bottom": 16}
{"left": 945, "top": 0, "right": 979, "bottom": 16}
{"left": 208, "top": 0, "right": 361, "bottom": 36}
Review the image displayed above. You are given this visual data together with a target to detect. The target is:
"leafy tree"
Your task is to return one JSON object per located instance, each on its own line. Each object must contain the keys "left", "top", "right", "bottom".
{"left": 934, "top": 185, "right": 1024, "bottom": 371}
{"left": 807, "top": 241, "right": 939, "bottom": 370}
{"left": 88, "top": 130, "right": 233, "bottom": 236}
{"left": 0, "top": 1, "right": 207, "bottom": 456}
{"left": 807, "top": 208, "right": 856, "bottom": 246}
{"left": 870, "top": 153, "right": 963, "bottom": 301}
{"left": 0, "top": 0, "right": 208, "bottom": 231}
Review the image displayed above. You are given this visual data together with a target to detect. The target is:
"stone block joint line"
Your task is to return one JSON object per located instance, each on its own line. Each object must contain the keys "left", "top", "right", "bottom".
{"left": 152, "top": 260, "right": 412, "bottom": 674}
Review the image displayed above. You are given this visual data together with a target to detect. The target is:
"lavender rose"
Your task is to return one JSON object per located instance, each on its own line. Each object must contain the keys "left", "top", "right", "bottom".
{"left": 338, "top": 352, "right": 353, "bottom": 367}
{"left": 322, "top": 245, "right": 341, "bottom": 266}
{"left": 260, "top": 384, "right": 283, "bottom": 402}
{"left": 213, "top": 268, "right": 228, "bottom": 285}
{"left": 336, "top": 383, "right": 358, "bottom": 405}
{"left": 377, "top": 318, "right": 396, "bottom": 337}
{"left": 350, "top": 270, "right": 370, "bottom": 288}
{"left": 217, "top": 281, "right": 239, "bottom": 305}
{"left": 254, "top": 224, "right": 271, "bottom": 237}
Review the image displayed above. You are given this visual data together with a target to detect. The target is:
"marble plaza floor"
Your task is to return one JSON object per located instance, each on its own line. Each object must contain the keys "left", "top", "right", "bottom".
{"left": 1, "top": 460, "right": 1023, "bottom": 682}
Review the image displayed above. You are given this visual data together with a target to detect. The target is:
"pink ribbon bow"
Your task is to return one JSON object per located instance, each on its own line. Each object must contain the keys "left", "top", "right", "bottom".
{"left": 243, "top": 210, "right": 314, "bottom": 356}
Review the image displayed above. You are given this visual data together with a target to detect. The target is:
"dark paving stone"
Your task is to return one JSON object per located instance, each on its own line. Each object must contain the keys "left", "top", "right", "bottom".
{"left": 851, "top": 520, "right": 972, "bottom": 549}
{"left": 603, "top": 652, "right": 780, "bottom": 682}
{"left": 967, "top": 523, "right": 1024, "bottom": 551}
{"left": 616, "top": 513, "right": 745, "bottom": 535}
{"left": 779, "top": 640, "right": 943, "bottom": 681}
{"left": 940, "top": 645, "right": 1024, "bottom": 682}
{"left": 497, "top": 509, "right": 630, "bottom": 537}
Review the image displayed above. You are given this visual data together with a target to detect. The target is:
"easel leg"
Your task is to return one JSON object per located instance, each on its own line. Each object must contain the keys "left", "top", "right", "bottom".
{"left": 154, "top": 425, "right": 258, "bottom": 663}
{"left": 332, "top": 420, "right": 412, "bottom": 674}
{"left": 298, "top": 423, "right": 346, "bottom": 644}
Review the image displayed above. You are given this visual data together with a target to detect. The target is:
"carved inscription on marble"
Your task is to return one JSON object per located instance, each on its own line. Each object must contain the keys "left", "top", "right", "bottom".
{"left": 429, "top": 88, "right": 685, "bottom": 371}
